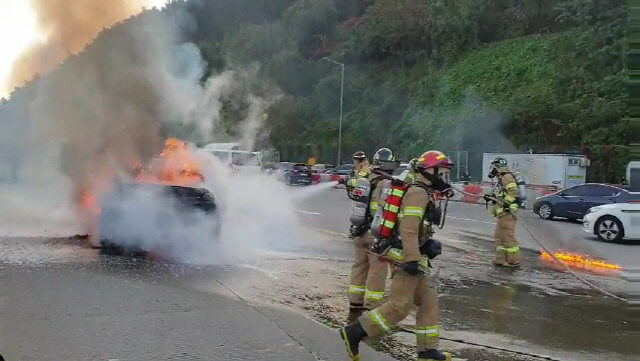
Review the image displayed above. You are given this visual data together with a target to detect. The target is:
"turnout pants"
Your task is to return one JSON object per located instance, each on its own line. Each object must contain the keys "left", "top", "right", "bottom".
{"left": 349, "top": 232, "right": 389, "bottom": 310}
{"left": 359, "top": 264, "right": 440, "bottom": 351}
{"left": 494, "top": 213, "right": 522, "bottom": 266}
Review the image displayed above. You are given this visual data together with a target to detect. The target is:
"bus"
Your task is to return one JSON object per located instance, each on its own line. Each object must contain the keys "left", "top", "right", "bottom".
{"left": 198, "top": 143, "right": 280, "bottom": 172}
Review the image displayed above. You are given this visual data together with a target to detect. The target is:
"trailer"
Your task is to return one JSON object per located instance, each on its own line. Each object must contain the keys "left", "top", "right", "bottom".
{"left": 627, "top": 161, "right": 640, "bottom": 192}
{"left": 482, "top": 153, "right": 589, "bottom": 191}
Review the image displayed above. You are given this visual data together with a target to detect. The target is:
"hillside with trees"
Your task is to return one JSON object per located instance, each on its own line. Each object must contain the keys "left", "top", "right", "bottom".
{"left": 1, "top": 0, "right": 628, "bottom": 182}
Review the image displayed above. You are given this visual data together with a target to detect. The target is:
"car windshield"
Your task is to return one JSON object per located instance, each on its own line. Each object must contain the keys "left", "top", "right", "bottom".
{"left": 293, "top": 164, "right": 309, "bottom": 170}
{"left": 334, "top": 165, "right": 353, "bottom": 173}
{"left": 393, "top": 165, "right": 408, "bottom": 176}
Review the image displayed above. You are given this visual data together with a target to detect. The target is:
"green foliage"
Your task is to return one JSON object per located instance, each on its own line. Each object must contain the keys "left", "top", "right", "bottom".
{"left": 1, "top": 0, "right": 629, "bottom": 182}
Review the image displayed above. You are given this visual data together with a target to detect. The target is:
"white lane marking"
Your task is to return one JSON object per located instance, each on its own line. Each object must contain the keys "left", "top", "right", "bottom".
{"left": 448, "top": 216, "right": 495, "bottom": 225}
{"left": 297, "top": 209, "right": 322, "bottom": 215}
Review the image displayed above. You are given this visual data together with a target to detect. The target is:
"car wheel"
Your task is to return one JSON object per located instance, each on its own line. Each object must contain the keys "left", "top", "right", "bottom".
{"left": 594, "top": 215, "right": 625, "bottom": 242}
{"left": 285, "top": 175, "right": 292, "bottom": 185}
{"left": 536, "top": 202, "right": 554, "bottom": 220}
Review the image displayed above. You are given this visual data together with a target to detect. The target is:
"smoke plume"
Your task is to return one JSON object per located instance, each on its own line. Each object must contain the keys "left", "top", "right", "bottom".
{"left": 0, "top": 1, "right": 299, "bottom": 267}
{"left": 4, "top": 0, "right": 167, "bottom": 94}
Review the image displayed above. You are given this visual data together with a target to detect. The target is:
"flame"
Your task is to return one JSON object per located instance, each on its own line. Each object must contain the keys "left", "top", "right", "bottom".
{"left": 540, "top": 251, "right": 621, "bottom": 271}
{"left": 78, "top": 137, "right": 204, "bottom": 220}
{"left": 134, "top": 138, "right": 204, "bottom": 186}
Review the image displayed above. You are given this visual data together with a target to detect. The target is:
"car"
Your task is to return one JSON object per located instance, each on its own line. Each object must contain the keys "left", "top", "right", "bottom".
{"left": 533, "top": 183, "right": 640, "bottom": 221}
{"left": 274, "top": 162, "right": 312, "bottom": 185}
{"left": 392, "top": 163, "right": 411, "bottom": 180}
{"left": 582, "top": 201, "right": 640, "bottom": 241}
{"left": 329, "top": 164, "right": 355, "bottom": 183}
{"left": 89, "top": 138, "right": 219, "bottom": 259}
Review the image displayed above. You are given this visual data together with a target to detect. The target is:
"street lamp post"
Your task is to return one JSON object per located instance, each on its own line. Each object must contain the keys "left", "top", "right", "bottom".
{"left": 322, "top": 57, "right": 344, "bottom": 166}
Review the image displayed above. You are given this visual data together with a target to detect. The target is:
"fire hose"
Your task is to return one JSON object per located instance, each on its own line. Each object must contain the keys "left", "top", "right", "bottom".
{"left": 451, "top": 186, "right": 629, "bottom": 303}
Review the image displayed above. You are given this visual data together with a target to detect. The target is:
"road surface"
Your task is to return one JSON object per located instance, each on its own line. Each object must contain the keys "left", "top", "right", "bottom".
{"left": 0, "top": 237, "right": 395, "bottom": 361}
{"left": 293, "top": 186, "right": 639, "bottom": 269}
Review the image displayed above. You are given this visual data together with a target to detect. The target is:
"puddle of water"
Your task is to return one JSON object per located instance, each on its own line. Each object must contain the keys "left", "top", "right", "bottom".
{"left": 440, "top": 280, "right": 634, "bottom": 359}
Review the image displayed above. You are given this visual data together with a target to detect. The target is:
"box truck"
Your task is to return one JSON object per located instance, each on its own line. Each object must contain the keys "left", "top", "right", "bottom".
{"left": 482, "top": 153, "right": 589, "bottom": 191}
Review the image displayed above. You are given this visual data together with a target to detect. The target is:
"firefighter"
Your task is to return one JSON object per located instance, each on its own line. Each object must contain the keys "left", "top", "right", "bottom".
{"left": 346, "top": 148, "right": 398, "bottom": 324}
{"left": 486, "top": 157, "right": 522, "bottom": 267}
{"left": 340, "top": 150, "right": 454, "bottom": 361}
{"left": 347, "top": 151, "right": 370, "bottom": 188}
{"left": 404, "top": 157, "right": 419, "bottom": 183}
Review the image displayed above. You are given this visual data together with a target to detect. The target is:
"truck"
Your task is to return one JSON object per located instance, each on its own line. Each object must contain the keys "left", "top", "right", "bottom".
{"left": 482, "top": 153, "right": 590, "bottom": 191}
{"left": 627, "top": 161, "right": 640, "bottom": 191}
{"left": 197, "top": 143, "right": 280, "bottom": 173}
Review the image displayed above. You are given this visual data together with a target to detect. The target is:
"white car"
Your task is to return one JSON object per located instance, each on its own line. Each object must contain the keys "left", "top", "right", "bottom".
{"left": 582, "top": 202, "right": 640, "bottom": 241}
{"left": 392, "top": 163, "right": 411, "bottom": 180}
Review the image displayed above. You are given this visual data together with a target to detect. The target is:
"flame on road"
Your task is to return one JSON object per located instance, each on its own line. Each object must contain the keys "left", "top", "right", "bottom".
{"left": 540, "top": 250, "right": 622, "bottom": 271}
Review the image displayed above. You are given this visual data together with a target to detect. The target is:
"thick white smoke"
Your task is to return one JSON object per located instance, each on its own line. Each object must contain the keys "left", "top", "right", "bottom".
{"left": 0, "top": 4, "right": 305, "bottom": 265}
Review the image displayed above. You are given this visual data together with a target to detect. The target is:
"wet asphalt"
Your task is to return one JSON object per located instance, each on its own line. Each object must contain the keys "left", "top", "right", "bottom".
{"left": 0, "top": 237, "right": 395, "bottom": 361}
{"left": 0, "top": 184, "right": 637, "bottom": 361}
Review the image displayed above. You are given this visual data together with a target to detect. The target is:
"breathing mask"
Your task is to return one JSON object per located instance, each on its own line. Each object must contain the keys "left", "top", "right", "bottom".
{"left": 488, "top": 166, "right": 499, "bottom": 179}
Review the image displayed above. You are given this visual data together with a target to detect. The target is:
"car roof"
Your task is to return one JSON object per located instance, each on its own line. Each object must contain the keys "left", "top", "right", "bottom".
{"left": 568, "top": 183, "right": 628, "bottom": 191}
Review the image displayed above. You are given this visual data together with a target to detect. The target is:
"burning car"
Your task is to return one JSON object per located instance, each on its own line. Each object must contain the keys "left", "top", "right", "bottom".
{"left": 86, "top": 138, "right": 219, "bottom": 259}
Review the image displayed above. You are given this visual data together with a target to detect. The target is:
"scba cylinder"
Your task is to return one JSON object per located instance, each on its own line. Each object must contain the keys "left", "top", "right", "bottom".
{"left": 349, "top": 177, "right": 371, "bottom": 226}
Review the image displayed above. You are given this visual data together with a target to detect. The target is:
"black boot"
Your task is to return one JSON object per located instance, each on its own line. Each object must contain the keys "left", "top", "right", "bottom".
{"left": 418, "top": 349, "right": 452, "bottom": 361}
{"left": 347, "top": 304, "right": 366, "bottom": 324}
{"left": 339, "top": 320, "right": 368, "bottom": 360}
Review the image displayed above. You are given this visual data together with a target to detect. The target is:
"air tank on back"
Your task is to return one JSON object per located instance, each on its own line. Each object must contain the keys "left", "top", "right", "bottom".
{"left": 349, "top": 177, "right": 371, "bottom": 226}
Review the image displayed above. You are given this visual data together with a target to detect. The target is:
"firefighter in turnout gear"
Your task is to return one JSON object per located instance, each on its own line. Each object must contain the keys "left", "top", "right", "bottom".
{"left": 486, "top": 157, "right": 522, "bottom": 267}
{"left": 340, "top": 150, "right": 454, "bottom": 361}
{"left": 347, "top": 151, "right": 370, "bottom": 189}
{"left": 346, "top": 148, "right": 398, "bottom": 324}
{"left": 404, "top": 157, "right": 419, "bottom": 183}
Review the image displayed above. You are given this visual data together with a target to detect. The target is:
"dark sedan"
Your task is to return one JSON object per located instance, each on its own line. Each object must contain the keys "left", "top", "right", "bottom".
{"left": 274, "top": 162, "right": 312, "bottom": 185}
{"left": 328, "top": 164, "right": 355, "bottom": 183}
{"left": 533, "top": 183, "right": 638, "bottom": 221}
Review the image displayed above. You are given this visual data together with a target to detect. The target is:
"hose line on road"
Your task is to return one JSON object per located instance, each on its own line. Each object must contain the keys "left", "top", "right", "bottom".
{"left": 451, "top": 186, "right": 629, "bottom": 304}
{"left": 399, "top": 326, "right": 564, "bottom": 361}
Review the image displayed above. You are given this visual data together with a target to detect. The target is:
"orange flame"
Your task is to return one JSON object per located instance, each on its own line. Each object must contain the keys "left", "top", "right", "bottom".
{"left": 540, "top": 251, "right": 621, "bottom": 270}
{"left": 134, "top": 138, "right": 204, "bottom": 186}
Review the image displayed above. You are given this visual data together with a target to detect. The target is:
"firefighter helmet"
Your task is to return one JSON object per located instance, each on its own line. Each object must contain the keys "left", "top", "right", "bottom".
{"left": 415, "top": 150, "right": 451, "bottom": 170}
{"left": 372, "top": 147, "right": 398, "bottom": 171}
{"left": 491, "top": 156, "right": 508, "bottom": 168}
{"left": 353, "top": 151, "right": 367, "bottom": 161}
{"left": 409, "top": 157, "right": 419, "bottom": 171}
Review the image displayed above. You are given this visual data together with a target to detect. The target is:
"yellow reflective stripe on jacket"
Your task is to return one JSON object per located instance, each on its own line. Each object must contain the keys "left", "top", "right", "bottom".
{"left": 369, "top": 309, "right": 391, "bottom": 331}
{"left": 349, "top": 285, "right": 365, "bottom": 294}
{"left": 370, "top": 201, "right": 379, "bottom": 211}
{"left": 365, "top": 289, "right": 385, "bottom": 301}
{"left": 505, "top": 182, "right": 518, "bottom": 191}
{"left": 497, "top": 245, "right": 520, "bottom": 253}
{"left": 358, "top": 171, "right": 369, "bottom": 177}
{"left": 402, "top": 206, "right": 424, "bottom": 218}
{"left": 384, "top": 248, "right": 429, "bottom": 268}
{"left": 384, "top": 204, "right": 399, "bottom": 213}
{"left": 504, "top": 194, "right": 517, "bottom": 203}
{"left": 415, "top": 325, "right": 439, "bottom": 337}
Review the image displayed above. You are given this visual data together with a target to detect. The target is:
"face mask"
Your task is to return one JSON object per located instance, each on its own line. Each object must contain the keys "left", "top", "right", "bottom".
{"left": 488, "top": 167, "right": 498, "bottom": 179}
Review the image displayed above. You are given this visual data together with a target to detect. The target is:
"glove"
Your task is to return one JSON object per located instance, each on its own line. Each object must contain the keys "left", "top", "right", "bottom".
{"left": 419, "top": 239, "right": 442, "bottom": 260}
{"left": 403, "top": 261, "right": 422, "bottom": 275}
{"left": 483, "top": 194, "right": 492, "bottom": 202}
{"left": 505, "top": 202, "right": 519, "bottom": 212}
{"left": 443, "top": 188, "right": 454, "bottom": 198}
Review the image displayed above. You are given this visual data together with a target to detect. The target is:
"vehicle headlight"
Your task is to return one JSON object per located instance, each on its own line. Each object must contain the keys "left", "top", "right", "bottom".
{"left": 586, "top": 206, "right": 601, "bottom": 214}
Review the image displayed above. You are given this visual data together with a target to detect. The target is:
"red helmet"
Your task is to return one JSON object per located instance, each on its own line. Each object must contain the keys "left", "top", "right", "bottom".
{"left": 415, "top": 150, "right": 450, "bottom": 170}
